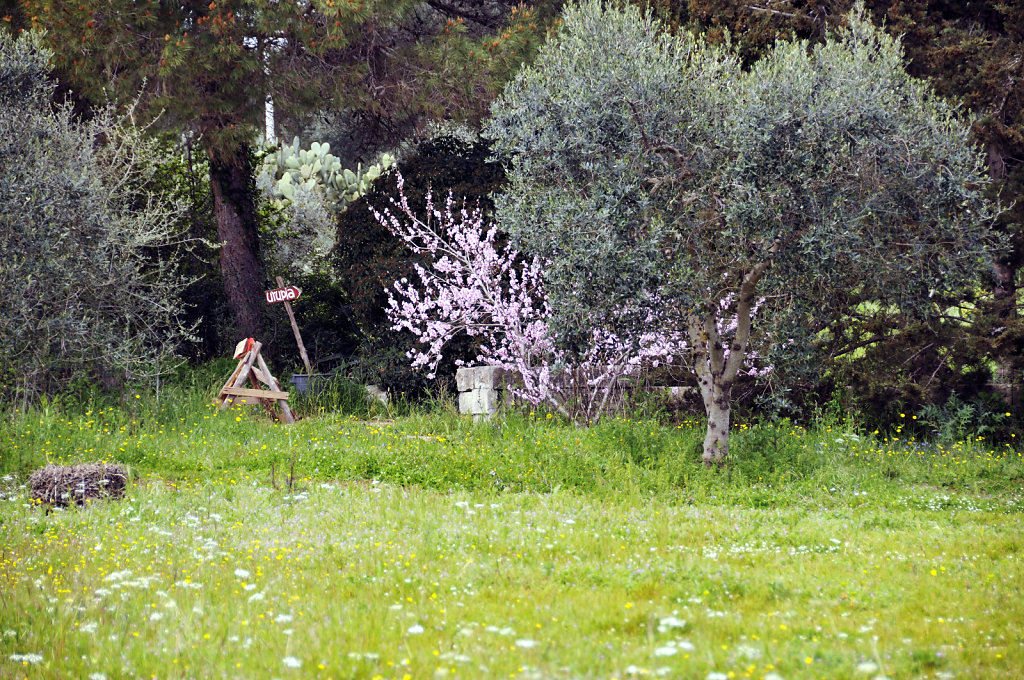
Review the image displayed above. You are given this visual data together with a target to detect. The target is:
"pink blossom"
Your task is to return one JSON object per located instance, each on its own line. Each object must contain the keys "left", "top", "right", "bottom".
{"left": 374, "top": 175, "right": 769, "bottom": 422}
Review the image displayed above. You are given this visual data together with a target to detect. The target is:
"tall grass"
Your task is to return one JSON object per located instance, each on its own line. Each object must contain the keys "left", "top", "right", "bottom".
{"left": 2, "top": 378, "right": 1020, "bottom": 508}
{"left": 1, "top": 379, "right": 1022, "bottom": 679}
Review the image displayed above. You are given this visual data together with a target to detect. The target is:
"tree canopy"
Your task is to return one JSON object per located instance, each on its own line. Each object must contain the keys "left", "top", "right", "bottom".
{"left": 0, "top": 31, "right": 193, "bottom": 396}
{"left": 486, "top": 0, "right": 998, "bottom": 461}
{"left": 23, "top": 0, "right": 547, "bottom": 342}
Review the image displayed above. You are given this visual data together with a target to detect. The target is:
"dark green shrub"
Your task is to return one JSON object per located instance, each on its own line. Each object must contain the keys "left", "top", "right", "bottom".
{"left": 0, "top": 32, "right": 194, "bottom": 398}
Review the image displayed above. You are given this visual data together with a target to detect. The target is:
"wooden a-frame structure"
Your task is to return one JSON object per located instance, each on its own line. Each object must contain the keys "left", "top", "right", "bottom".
{"left": 217, "top": 338, "right": 295, "bottom": 424}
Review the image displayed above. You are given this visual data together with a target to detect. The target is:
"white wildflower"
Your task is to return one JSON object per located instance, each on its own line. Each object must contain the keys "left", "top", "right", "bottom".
{"left": 282, "top": 656, "right": 302, "bottom": 668}
{"left": 735, "top": 644, "right": 762, "bottom": 660}
{"left": 656, "top": 616, "right": 687, "bottom": 633}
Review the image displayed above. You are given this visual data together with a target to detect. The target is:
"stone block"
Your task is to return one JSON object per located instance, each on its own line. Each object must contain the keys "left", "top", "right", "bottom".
{"left": 456, "top": 365, "right": 509, "bottom": 392}
{"left": 458, "top": 387, "right": 499, "bottom": 415}
{"left": 456, "top": 367, "right": 475, "bottom": 393}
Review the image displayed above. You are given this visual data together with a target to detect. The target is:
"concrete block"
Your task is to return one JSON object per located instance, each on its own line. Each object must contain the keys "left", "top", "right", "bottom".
{"left": 455, "top": 367, "right": 476, "bottom": 393}
{"left": 458, "top": 387, "right": 499, "bottom": 415}
{"left": 474, "top": 365, "right": 508, "bottom": 389}
{"left": 456, "top": 365, "right": 509, "bottom": 392}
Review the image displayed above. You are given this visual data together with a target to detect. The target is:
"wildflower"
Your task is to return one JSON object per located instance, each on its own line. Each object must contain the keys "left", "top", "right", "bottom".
{"left": 90, "top": 674, "right": 107, "bottom": 680}
{"left": 856, "top": 661, "right": 879, "bottom": 673}
{"left": 656, "top": 616, "right": 686, "bottom": 633}
{"left": 653, "top": 646, "right": 677, "bottom": 657}
{"left": 515, "top": 639, "right": 538, "bottom": 648}
{"left": 234, "top": 568, "right": 251, "bottom": 579}
{"left": 282, "top": 655, "right": 302, "bottom": 668}
{"left": 10, "top": 653, "right": 43, "bottom": 664}
{"left": 407, "top": 624, "right": 424, "bottom": 634}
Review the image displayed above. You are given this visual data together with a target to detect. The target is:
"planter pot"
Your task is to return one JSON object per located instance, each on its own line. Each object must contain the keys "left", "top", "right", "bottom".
{"left": 288, "top": 373, "right": 332, "bottom": 395}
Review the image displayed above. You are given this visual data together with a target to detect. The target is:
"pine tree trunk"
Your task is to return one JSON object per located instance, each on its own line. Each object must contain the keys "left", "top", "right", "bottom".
{"left": 993, "top": 258, "right": 1018, "bottom": 389}
{"left": 208, "top": 144, "right": 265, "bottom": 340}
{"left": 988, "top": 144, "right": 1019, "bottom": 399}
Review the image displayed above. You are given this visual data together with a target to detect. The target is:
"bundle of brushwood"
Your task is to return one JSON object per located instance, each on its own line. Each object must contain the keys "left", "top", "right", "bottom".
{"left": 29, "top": 463, "right": 128, "bottom": 507}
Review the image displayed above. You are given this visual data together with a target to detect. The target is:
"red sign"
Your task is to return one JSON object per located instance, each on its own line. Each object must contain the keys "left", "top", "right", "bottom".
{"left": 265, "top": 286, "right": 301, "bottom": 304}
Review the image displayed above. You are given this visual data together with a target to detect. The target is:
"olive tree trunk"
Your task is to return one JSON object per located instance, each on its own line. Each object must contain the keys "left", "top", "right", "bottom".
{"left": 208, "top": 144, "right": 265, "bottom": 340}
{"left": 689, "top": 261, "right": 770, "bottom": 464}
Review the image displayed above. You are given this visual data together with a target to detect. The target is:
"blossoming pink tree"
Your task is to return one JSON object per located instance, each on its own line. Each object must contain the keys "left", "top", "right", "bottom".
{"left": 374, "top": 175, "right": 771, "bottom": 424}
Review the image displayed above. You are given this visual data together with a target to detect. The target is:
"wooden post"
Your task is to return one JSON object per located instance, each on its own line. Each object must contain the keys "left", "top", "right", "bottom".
{"left": 256, "top": 351, "right": 295, "bottom": 424}
{"left": 276, "top": 275, "right": 313, "bottom": 376}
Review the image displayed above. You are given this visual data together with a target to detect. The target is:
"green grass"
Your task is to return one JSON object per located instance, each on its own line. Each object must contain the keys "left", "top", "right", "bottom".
{"left": 1, "top": 381, "right": 1022, "bottom": 679}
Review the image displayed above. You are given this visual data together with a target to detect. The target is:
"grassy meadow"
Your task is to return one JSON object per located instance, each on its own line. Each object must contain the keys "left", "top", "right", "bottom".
{"left": 1, "top": 370, "right": 1022, "bottom": 680}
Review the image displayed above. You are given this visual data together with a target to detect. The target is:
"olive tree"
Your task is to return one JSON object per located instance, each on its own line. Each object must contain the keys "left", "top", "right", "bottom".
{"left": 0, "top": 32, "right": 194, "bottom": 398}
{"left": 486, "top": 1, "right": 998, "bottom": 463}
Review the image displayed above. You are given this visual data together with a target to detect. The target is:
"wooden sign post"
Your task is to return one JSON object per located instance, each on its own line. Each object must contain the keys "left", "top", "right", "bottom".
{"left": 216, "top": 339, "right": 295, "bottom": 424}
{"left": 266, "top": 276, "right": 313, "bottom": 377}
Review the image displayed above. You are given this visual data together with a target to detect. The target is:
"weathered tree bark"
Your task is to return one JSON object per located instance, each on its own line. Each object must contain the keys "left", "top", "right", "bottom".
{"left": 690, "top": 259, "right": 772, "bottom": 465}
{"left": 992, "top": 257, "right": 1019, "bottom": 388}
{"left": 208, "top": 144, "right": 265, "bottom": 340}
{"left": 987, "top": 143, "right": 1020, "bottom": 394}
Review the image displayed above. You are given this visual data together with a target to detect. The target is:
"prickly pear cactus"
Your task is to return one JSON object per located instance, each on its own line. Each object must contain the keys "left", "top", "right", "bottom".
{"left": 258, "top": 138, "right": 396, "bottom": 275}
{"left": 262, "top": 136, "right": 395, "bottom": 212}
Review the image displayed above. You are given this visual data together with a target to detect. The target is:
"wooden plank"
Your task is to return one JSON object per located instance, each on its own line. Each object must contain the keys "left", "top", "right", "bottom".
{"left": 256, "top": 352, "right": 296, "bottom": 424}
{"left": 221, "top": 386, "right": 290, "bottom": 400}
{"left": 248, "top": 371, "right": 282, "bottom": 418}
{"left": 252, "top": 366, "right": 268, "bottom": 386}
{"left": 233, "top": 338, "right": 252, "bottom": 359}
{"left": 218, "top": 355, "right": 248, "bottom": 398}
{"left": 219, "top": 342, "right": 262, "bottom": 409}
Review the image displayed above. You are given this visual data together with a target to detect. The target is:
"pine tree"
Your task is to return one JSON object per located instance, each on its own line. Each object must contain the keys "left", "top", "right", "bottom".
{"left": 24, "top": 0, "right": 544, "bottom": 340}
